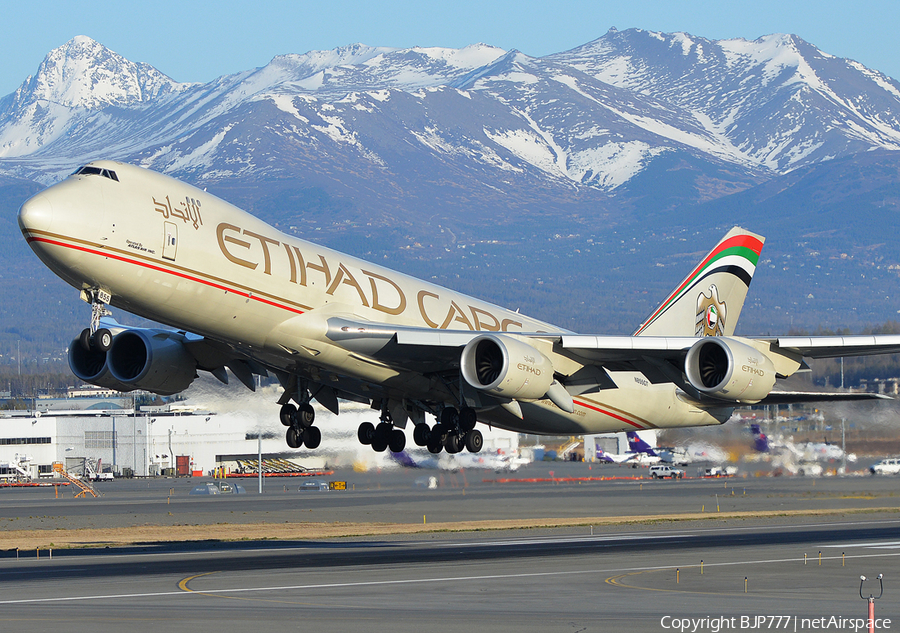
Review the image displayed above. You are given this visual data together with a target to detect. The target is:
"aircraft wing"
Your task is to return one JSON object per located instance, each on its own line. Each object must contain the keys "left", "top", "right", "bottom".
{"left": 326, "top": 318, "right": 898, "bottom": 405}
{"left": 764, "top": 335, "right": 900, "bottom": 358}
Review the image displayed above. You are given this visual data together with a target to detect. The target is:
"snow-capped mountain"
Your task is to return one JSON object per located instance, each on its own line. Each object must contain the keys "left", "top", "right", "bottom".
{"left": 1, "top": 30, "right": 899, "bottom": 196}
{"left": 549, "top": 29, "right": 900, "bottom": 172}
{"left": 0, "top": 36, "right": 188, "bottom": 158}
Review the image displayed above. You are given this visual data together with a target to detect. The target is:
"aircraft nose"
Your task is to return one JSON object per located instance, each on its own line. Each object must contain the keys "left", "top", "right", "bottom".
{"left": 18, "top": 194, "right": 53, "bottom": 233}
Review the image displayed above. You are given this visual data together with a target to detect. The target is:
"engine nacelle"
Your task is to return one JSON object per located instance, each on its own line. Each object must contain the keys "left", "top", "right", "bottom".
{"left": 68, "top": 339, "right": 130, "bottom": 392}
{"left": 107, "top": 329, "right": 198, "bottom": 395}
{"left": 460, "top": 334, "right": 554, "bottom": 401}
{"left": 684, "top": 337, "right": 776, "bottom": 403}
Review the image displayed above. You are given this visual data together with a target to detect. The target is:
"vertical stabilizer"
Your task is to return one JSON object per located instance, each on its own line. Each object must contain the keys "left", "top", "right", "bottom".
{"left": 634, "top": 227, "right": 765, "bottom": 337}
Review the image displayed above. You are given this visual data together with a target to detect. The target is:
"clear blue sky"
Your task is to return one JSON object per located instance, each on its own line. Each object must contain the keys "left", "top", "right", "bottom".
{"left": 2, "top": 0, "right": 898, "bottom": 96}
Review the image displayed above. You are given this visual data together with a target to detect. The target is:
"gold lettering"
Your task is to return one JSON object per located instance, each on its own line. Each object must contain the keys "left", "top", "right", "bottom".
{"left": 470, "top": 306, "right": 500, "bottom": 331}
{"left": 291, "top": 246, "right": 308, "bottom": 286}
{"left": 326, "top": 263, "right": 369, "bottom": 307}
{"left": 501, "top": 318, "right": 523, "bottom": 332}
{"left": 283, "top": 243, "right": 297, "bottom": 284}
{"left": 440, "top": 301, "right": 475, "bottom": 330}
{"left": 364, "top": 270, "right": 407, "bottom": 316}
{"left": 417, "top": 290, "right": 441, "bottom": 329}
{"left": 306, "top": 254, "right": 331, "bottom": 286}
{"left": 217, "top": 223, "right": 257, "bottom": 270}
{"left": 244, "top": 230, "right": 281, "bottom": 275}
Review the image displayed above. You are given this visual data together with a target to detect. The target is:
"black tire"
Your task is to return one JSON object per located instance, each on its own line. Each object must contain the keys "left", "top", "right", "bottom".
{"left": 358, "top": 421, "right": 375, "bottom": 445}
{"left": 371, "top": 437, "right": 388, "bottom": 452}
{"left": 373, "top": 422, "right": 392, "bottom": 447}
{"left": 303, "top": 426, "right": 321, "bottom": 450}
{"left": 444, "top": 433, "right": 462, "bottom": 454}
{"left": 94, "top": 328, "right": 113, "bottom": 352}
{"left": 388, "top": 429, "right": 406, "bottom": 453}
{"left": 459, "top": 408, "right": 477, "bottom": 432}
{"left": 79, "top": 328, "right": 93, "bottom": 352}
{"left": 297, "top": 403, "right": 315, "bottom": 428}
{"left": 279, "top": 403, "right": 296, "bottom": 427}
{"left": 286, "top": 426, "right": 302, "bottom": 449}
{"left": 413, "top": 424, "right": 430, "bottom": 446}
{"left": 427, "top": 438, "right": 443, "bottom": 454}
{"left": 431, "top": 423, "right": 447, "bottom": 442}
{"left": 440, "top": 407, "right": 459, "bottom": 427}
{"left": 464, "top": 429, "right": 483, "bottom": 453}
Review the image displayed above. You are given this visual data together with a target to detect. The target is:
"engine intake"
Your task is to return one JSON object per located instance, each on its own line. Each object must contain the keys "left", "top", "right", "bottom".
{"left": 68, "top": 338, "right": 129, "bottom": 392}
{"left": 684, "top": 337, "right": 775, "bottom": 403}
{"left": 460, "top": 334, "right": 554, "bottom": 401}
{"left": 107, "top": 329, "right": 198, "bottom": 395}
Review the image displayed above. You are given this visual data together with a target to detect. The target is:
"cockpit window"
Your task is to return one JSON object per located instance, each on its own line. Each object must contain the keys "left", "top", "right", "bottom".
{"left": 72, "top": 165, "right": 119, "bottom": 181}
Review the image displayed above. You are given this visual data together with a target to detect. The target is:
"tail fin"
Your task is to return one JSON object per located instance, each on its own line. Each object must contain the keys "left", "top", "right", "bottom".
{"left": 626, "top": 431, "right": 658, "bottom": 457}
{"left": 634, "top": 227, "right": 765, "bottom": 337}
{"left": 750, "top": 424, "right": 769, "bottom": 453}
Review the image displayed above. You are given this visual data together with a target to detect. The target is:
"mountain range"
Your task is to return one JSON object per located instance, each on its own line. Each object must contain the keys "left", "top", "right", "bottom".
{"left": 1, "top": 30, "right": 899, "bottom": 370}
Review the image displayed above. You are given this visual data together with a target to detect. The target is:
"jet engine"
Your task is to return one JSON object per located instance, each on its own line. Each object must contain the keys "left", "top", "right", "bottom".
{"left": 68, "top": 338, "right": 130, "bottom": 392}
{"left": 106, "top": 329, "right": 198, "bottom": 395}
{"left": 460, "top": 334, "right": 554, "bottom": 401}
{"left": 684, "top": 337, "right": 775, "bottom": 403}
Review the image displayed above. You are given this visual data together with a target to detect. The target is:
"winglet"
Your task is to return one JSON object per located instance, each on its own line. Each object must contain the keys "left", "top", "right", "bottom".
{"left": 634, "top": 227, "right": 765, "bottom": 337}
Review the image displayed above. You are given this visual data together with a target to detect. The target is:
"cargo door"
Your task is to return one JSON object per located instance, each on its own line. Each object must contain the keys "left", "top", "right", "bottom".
{"left": 162, "top": 221, "right": 178, "bottom": 261}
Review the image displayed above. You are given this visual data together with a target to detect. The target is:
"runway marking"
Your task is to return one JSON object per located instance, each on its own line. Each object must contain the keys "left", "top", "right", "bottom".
{"left": 3, "top": 550, "right": 900, "bottom": 606}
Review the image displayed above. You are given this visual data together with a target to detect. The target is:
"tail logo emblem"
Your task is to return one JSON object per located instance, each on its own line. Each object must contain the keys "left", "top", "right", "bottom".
{"left": 696, "top": 285, "right": 726, "bottom": 337}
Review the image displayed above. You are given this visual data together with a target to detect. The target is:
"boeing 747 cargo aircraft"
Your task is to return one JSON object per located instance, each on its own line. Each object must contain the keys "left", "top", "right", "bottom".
{"left": 18, "top": 161, "right": 900, "bottom": 455}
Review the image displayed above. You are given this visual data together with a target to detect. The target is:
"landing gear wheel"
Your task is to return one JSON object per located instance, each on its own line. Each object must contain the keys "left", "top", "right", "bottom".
{"left": 440, "top": 407, "right": 459, "bottom": 427}
{"left": 431, "top": 423, "right": 447, "bottom": 444}
{"left": 413, "top": 424, "right": 430, "bottom": 447}
{"left": 94, "top": 328, "right": 113, "bottom": 352}
{"left": 79, "top": 328, "right": 93, "bottom": 352}
{"left": 388, "top": 429, "right": 406, "bottom": 453}
{"left": 297, "top": 403, "right": 315, "bottom": 428}
{"left": 373, "top": 423, "right": 392, "bottom": 449}
{"left": 280, "top": 403, "right": 297, "bottom": 427}
{"left": 286, "top": 426, "right": 303, "bottom": 449}
{"left": 371, "top": 435, "right": 389, "bottom": 452}
{"left": 464, "top": 429, "right": 483, "bottom": 453}
{"left": 427, "top": 437, "right": 443, "bottom": 454}
{"left": 444, "top": 433, "right": 462, "bottom": 454}
{"left": 302, "top": 426, "right": 321, "bottom": 450}
{"left": 459, "top": 407, "right": 477, "bottom": 433}
{"left": 358, "top": 421, "right": 375, "bottom": 445}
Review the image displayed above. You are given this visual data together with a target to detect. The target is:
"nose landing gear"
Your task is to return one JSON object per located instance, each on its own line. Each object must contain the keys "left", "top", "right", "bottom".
{"left": 79, "top": 289, "right": 114, "bottom": 352}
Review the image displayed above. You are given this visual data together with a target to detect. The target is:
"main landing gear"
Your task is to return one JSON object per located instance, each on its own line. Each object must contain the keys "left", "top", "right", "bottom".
{"left": 280, "top": 401, "right": 321, "bottom": 450}
{"left": 358, "top": 406, "right": 483, "bottom": 455}
{"left": 357, "top": 409, "right": 407, "bottom": 453}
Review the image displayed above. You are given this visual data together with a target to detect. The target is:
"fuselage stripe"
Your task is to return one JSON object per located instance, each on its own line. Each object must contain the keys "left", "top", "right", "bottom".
{"left": 26, "top": 235, "right": 306, "bottom": 316}
{"left": 573, "top": 399, "right": 645, "bottom": 429}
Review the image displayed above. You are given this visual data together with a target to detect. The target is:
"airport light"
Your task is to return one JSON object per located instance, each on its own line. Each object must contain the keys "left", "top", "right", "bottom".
{"left": 859, "top": 574, "right": 884, "bottom": 633}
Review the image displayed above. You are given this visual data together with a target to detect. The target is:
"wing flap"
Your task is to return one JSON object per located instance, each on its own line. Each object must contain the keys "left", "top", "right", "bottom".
{"left": 771, "top": 335, "right": 900, "bottom": 358}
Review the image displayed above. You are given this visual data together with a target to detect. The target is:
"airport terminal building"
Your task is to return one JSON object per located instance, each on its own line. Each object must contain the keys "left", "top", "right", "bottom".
{"left": 0, "top": 395, "right": 331, "bottom": 479}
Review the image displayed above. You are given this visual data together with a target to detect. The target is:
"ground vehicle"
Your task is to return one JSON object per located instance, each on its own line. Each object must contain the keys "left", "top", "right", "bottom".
{"left": 870, "top": 458, "right": 900, "bottom": 475}
{"left": 649, "top": 465, "right": 684, "bottom": 479}
{"left": 299, "top": 480, "right": 329, "bottom": 491}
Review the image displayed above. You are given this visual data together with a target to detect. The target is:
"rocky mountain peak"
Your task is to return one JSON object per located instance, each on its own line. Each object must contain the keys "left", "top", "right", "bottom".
{"left": 9, "top": 35, "right": 186, "bottom": 110}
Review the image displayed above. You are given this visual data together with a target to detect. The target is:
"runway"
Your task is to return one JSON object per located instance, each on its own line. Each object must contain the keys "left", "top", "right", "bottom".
{"left": 1, "top": 464, "right": 898, "bottom": 632}
{"left": 1, "top": 516, "right": 898, "bottom": 632}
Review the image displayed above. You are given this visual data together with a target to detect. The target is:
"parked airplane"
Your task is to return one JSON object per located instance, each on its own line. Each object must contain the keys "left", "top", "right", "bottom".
{"left": 596, "top": 431, "right": 660, "bottom": 464}
{"left": 18, "top": 161, "right": 900, "bottom": 456}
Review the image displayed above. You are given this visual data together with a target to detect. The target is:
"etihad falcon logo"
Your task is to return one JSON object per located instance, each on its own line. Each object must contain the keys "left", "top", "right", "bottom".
{"left": 696, "top": 285, "right": 727, "bottom": 337}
